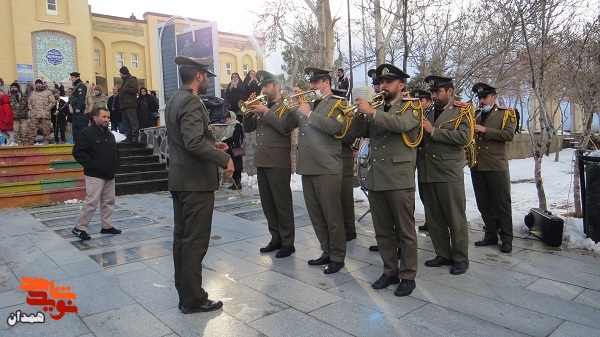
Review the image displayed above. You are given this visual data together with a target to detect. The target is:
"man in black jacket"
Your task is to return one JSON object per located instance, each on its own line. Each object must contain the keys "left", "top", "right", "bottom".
{"left": 118, "top": 66, "right": 139, "bottom": 142}
{"left": 71, "top": 107, "right": 122, "bottom": 240}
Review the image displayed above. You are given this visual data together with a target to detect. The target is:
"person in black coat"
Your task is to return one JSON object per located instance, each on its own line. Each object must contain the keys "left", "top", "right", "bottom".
{"left": 51, "top": 89, "right": 70, "bottom": 143}
{"left": 244, "top": 70, "right": 261, "bottom": 98}
{"left": 107, "top": 85, "right": 123, "bottom": 133}
{"left": 225, "top": 73, "right": 247, "bottom": 122}
{"left": 137, "top": 87, "right": 159, "bottom": 129}
{"left": 221, "top": 111, "right": 244, "bottom": 189}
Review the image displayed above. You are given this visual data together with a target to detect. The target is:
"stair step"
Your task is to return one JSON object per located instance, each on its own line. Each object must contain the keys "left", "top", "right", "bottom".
{"left": 118, "top": 163, "right": 166, "bottom": 174}
{"left": 0, "top": 177, "right": 85, "bottom": 195}
{"left": 118, "top": 147, "right": 154, "bottom": 157}
{"left": 116, "top": 178, "right": 168, "bottom": 196}
{"left": 0, "top": 160, "right": 82, "bottom": 173}
{"left": 0, "top": 144, "right": 73, "bottom": 156}
{"left": 0, "top": 186, "right": 86, "bottom": 209}
{"left": 0, "top": 151, "right": 74, "bottom": 164}
{"left": 115, "top": 170, "right": 169, "bottom": 183}
{"left": 120, "top": 155, "right": 160, "bottom": 165}
{"left": 0, "top": 169, "right": 83, "bottom": 184}
{"left": 116, "top": 142, "right": 148, "bottom": 149}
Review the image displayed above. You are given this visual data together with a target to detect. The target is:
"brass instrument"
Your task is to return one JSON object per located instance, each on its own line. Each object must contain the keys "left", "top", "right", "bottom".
{"left": 283, "top": 90, "right": 317, "bottom": 108}
{"left": 340, "top": 93, "right": 386, "bottom": 114}
{"left": 238, "top": 94, "right": 267, "bottom": 113}
{"left": 464, "top": 103, "right": 478, "bottom": 168}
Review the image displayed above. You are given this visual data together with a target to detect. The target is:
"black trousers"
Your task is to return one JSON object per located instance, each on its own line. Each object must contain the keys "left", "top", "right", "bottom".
{"left": 53, "top": 121, "right": 66, "bottom": 142}
{"left": 171, "top": 190, "right": 215, "bottom": 308}
{"left": 471, "top": 170, "right": 513, "bottom": 243}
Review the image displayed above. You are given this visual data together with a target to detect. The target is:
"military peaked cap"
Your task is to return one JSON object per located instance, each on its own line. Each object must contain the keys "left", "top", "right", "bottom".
{"left": 424, "top": 75, "right": 454, "bottom": 90}
{"left": 174, "top": 56, "right": 216, "bottom": 77}
{"left": 410, "top": 89, "right": 431, "bottom": 100}
{"left": 472, "top": 82, "right": 497, "bottom": 98}
{"left": 375, "top": 64, "right": 410, "bottom": 80}
{"left": 256, "top": 70, "right": 282, "bottom": 86}
{"left": 304, "top": 67, "right": 332, "bottom": 81}
{"left": 70, "top": 72, "right": 81, "bottom": 77}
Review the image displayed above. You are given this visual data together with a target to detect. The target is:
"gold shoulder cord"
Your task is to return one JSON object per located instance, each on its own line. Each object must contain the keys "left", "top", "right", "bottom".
{"left": 395, "top": 100, "right": 424, "bottom": 148}
{"left": 277, "top": 104, "right": 289, "bottom": 118}
{"left": 501, "top": 109, "right": 516, "bottom": 129}
{"left": 436, "top": 104, "right": 475, "bottom": 148}
{"left": 326, "top": 99, "right": 354, "bottom": 139}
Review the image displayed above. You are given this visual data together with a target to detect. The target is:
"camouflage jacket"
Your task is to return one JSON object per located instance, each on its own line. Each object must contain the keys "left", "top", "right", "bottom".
{"left": 10, "top": 92, "right": 29, "bottom": 120}
{"left": 28, "top": 89, "right": 55, "bottom": 119}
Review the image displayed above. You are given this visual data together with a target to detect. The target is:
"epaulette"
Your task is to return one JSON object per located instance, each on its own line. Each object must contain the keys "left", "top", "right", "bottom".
{"left": 401, "top": 97, "right": 419, "bottom": 101}
{"left": 498, "top": 106, "right": 512, "bottom": 110}
{"left": 454, "top": 101, "right": 469, "bottom": 108}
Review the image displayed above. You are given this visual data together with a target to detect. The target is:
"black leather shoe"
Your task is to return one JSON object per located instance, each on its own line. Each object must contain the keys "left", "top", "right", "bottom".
{"left": 369, "top": 245, "right": 379, "bottom": 251}
{"left": 475, "top": 236, "right": 498, "bottom": 246}
{"left": 275, "top": 245, "right": 295, "bottom": 258}
{"left": 371, "top": 274, "right": 400, "bottom": 289}
{"left": 500, "top": 242, "right": 512, "bottom": 253}
{"left": 424, "top": 256, "right": 454, "bottom": 267}
{"left": 418, "top": 223, "right": 428, "bottom": 231}
{"left": 450, "top": 261, "right": 469, "bottom": 275}
{"left": 308, "top": 256, "right": 330, "bottom": 265}
{"left": 394, "top": 279, "right": 416, "bottom": 297}
{"left": 324, "top": 261, "right": 345, "bottom": 274}
{"left": 346, "top": 233, "right": 357, "bottom": 241}
{"left": 259, "top": 242, "right": 282, "bottom": 253}
{"left": 180, "top": 299, "right": 223, "bottom": 314}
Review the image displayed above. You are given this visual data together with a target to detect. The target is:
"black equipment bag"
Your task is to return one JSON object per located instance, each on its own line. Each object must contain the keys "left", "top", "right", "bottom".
{"left": 524, "top": 208, "right": 564, "bottom": 247}
{"left": 199, "top": 95, "right": 229, "bottom": 124}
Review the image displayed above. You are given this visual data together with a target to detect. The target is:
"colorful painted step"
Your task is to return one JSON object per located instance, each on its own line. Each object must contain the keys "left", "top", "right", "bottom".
{"left": 0, "top": 177, "right": 85, "bottom": 195}
{"left": 0, "top": 151, "right": 74, "bottom": 164}
{"left": 0, "top": 144, "right": 73, "bottom": 157}
{"left": 0, "top": 160, "right": 81, "bottom": 173}
{"left": 0, "top": 169, "right": 83, "bottom": 184}
{"left": 0, "top": 186, "right": 86, "bottom": 209}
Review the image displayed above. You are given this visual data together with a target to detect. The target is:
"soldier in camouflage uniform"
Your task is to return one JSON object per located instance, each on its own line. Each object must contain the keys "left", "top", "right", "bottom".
{"left": 9, "top": 83, "right": 29, "bottom": 145}
{"left": 27, "top": 79, "right": 54, "bottom": 145}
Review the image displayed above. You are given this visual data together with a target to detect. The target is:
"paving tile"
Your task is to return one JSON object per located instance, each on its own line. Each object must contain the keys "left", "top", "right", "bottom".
{"left": 60, "top": 259, "right": 105, "bottom": 278}
{"left": 0, "top": 289, "right": 25, "bottom": 310}
{"left": 548, "top": 321, "right": 599, "bottom": 337}
{"left": 101, "top": 261, "right": 149, "bottom": 277}
{"left": 511, "top": 259, "right": 600, "bottom": 291}
{"left": 325, "top": 278, "right": 427, "bottom": 318}
{"left": 142, "top": 255, "right": 174, "bottom": 281}
{"left": 67, "top": 272, "right": 137, "bottom": 317}
{"left": 515, "top": 249, "right": 600, "bottom": 276}
{"left": 0, "top": 303, "right": 90, "bottom": 335}
{"left": 525, "top": 278, "right": 584, "bottom": 301}
{"left": 573, "top": 289, "right": 600, "bottom": 310}
{"left": 397, "top": 303, "right": 530, "bottom": 337}
{"left": 113, "top": 268, "right": 178, "bottom": 314}
{"left": 83, "top": 303, "right": 172, "bottom": 337}
{"left": 0, "top": 262, "right": 20, "bottom": 293}
{"left": 203, "top": 248, "right": 268, "bottom": 281}
{"left": 250, "top": 308, "right": 352, "bottom": 337}
{"left": 238, "top": 271, "right": 342, "bottom": 313}
{"left": 411, "top": 279, "right": 563, "bottom": 337}
{"left": 155, "top": 306, "right": 263, "bottom": 337}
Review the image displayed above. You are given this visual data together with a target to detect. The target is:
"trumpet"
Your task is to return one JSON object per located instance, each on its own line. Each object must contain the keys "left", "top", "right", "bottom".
{"left": 283, "top": 90, "right": 317, "bottom": 108}
{"left": 341, "top": 93, "right": 385, "bottom": 114}
{"left": 238, "top": 94, "right": 267, "bottom": 113}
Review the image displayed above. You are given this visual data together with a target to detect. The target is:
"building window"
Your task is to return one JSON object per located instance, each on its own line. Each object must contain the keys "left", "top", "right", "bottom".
{"left": 243, "top": 64, "right": 249, "bottom": 77}
{"left": 116, "top": 52, "right": 124, "bottom": 68}
{"left": 94, "top": 50, "right": 100, "bottom": 67}
{"left": 131, "top": 53, "right": 139, "bottom": 69}
{"left": 46, "top": 0, "right": 58, "bottom": 15}
{"left": 225, "top": 62, "right": 232, "bottom": 76}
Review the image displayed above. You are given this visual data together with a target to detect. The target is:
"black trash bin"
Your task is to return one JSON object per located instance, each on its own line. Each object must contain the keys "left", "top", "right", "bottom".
{"left": 575, "top": 150, "right": 600, "bottom": 243}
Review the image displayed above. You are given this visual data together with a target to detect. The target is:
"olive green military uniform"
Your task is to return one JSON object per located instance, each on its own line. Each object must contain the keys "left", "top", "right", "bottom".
{"left": 297, "top": 93, "right": 346, "bottom": 263}
{"left": 471, "top": 104, "right": 516, "bottom": 243}
{"left": 366, "top": 97, "right": 422, "bottom": 280}
{"left": 244, "top": 98, "right": 298, "bottom": 247}
{"left": 417, "top": 98, "right": 471, "bottom": 263}
{"left": 166, "top": 84, "right": 231, "bottom": 309}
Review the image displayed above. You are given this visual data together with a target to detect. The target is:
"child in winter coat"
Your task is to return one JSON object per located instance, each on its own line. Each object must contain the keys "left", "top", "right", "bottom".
{"left": 0, "top": 93, "right": 16, "bottom": 145}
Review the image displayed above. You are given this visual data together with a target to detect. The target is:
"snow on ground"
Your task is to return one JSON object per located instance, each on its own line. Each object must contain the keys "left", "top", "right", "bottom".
{"left": 241, "top": 148, "right": 600, "bottom": 252}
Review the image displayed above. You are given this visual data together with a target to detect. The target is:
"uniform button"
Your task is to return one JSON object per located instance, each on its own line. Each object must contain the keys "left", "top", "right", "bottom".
{"left": 381, "top": 158, "right": 385, "bottom": 161}
{"left": 259, "top": 143, "right": 263, "bottom": 145}
{"left": 485, "top": 147, "right": 489, "bottom": 149}
{"left": 373, "top": 159, "right": 377, "bottom": 162}
{"left": 432, "top": 154, "right": 436, "bottom": 158}
{"left": 307, "top": 145, "right": 310, "bottom": 147}
{"left": 478, "top": 147, "right": 481, "bottom": 149}
{"left": 382, "top": 146, "right": 386, "bottom": 149}
{"left": 374, "top": 147, "right": 378, "bottom": 150}
{"left": 302, "top": 133, "right": 305, "bottom": 136}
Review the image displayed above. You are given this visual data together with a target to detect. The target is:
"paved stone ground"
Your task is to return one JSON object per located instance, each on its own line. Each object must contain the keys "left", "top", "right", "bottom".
{"left": 1, "top": 188, "right": 600, "bottom": 337}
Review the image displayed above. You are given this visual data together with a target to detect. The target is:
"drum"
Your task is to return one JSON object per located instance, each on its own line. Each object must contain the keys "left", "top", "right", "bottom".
{"left": 355, "top": 138, "right": 370, "bottom": 190}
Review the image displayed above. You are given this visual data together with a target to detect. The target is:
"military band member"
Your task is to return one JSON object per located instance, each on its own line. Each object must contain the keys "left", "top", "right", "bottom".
{"left": 410, "top": 88, "right": 433, "bottom": 232}
{"left": 244, "top": 71, "right": 298, "bottom": 258}
{"left": 471, "top": 83, "right": 516, "bottom": 253}
{"left": 419, "top": 75, "right": 471, "bottom": 275}
{"left": 296, "top": 67, "right": 347, "bottom": 274}
{"left": 368, "top": 68, "right": 381, "bottom": 93}
{"left": 355, "top": 64, "right": 422, "bottom": 296}
{"left": 332, "top": 88, "right": 358, "bottom": 242}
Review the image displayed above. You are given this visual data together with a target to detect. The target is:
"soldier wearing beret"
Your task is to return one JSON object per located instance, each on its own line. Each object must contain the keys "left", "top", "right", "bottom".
{"left": 354, "top": 63, "right": 422, "bottom": 296}
{"left": 470, "top": 83, "right": 516, "bottom": 253}
{"left": 166, "top": 56, "right": 235, "bottom": 314}
{"left": 296, "top": 67, "right": 347, "bottom": 274}
{"left": 244, "top": 70, "right": 298, "bottom": 258}
{"left": 69, "top": 72, "right": 87, "bottom": 140}
{"left": 418, "top": 75, "right": 471, "bottom": 275}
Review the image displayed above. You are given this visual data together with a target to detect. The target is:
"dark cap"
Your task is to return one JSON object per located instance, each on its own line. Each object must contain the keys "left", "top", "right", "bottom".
{"left": 51, "top": 89, "right": 60, "bottom": 94}
{"left": 331, "top": 88, "right": 347, "bottom": 98}
{"left": 10, "top": 82, "right": 20, "bottom": 90}
{"left": 424, "top": 75, "right": 454, "bottom": 90}
{"left": 304, "top": 67, "right": 333, "bottom": 81}
{"left": 174, "top": 56, "right": 216, "bottom": 77}
{"left": 410, "top": 89, "right": 431, "bottom": 100}
{"left": 35, "top": 79, "right": 43, "bottom": 85}
{"left": 256, "top": 70, "right": 282, "bottom": 86}
{"left": 472, "top": 82, "right": 497, "bottom": 98}
{"left": 70, "top": 72, "right": 81, "bottom": 77}
{"left": 367, "top": 69, "right": 380, "bottom": 85}
{"left": 375, "top": 64, "right": 410, "bottom": 81}
{"left": 119, "top": 66, "right": 130, "bottom": 75}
